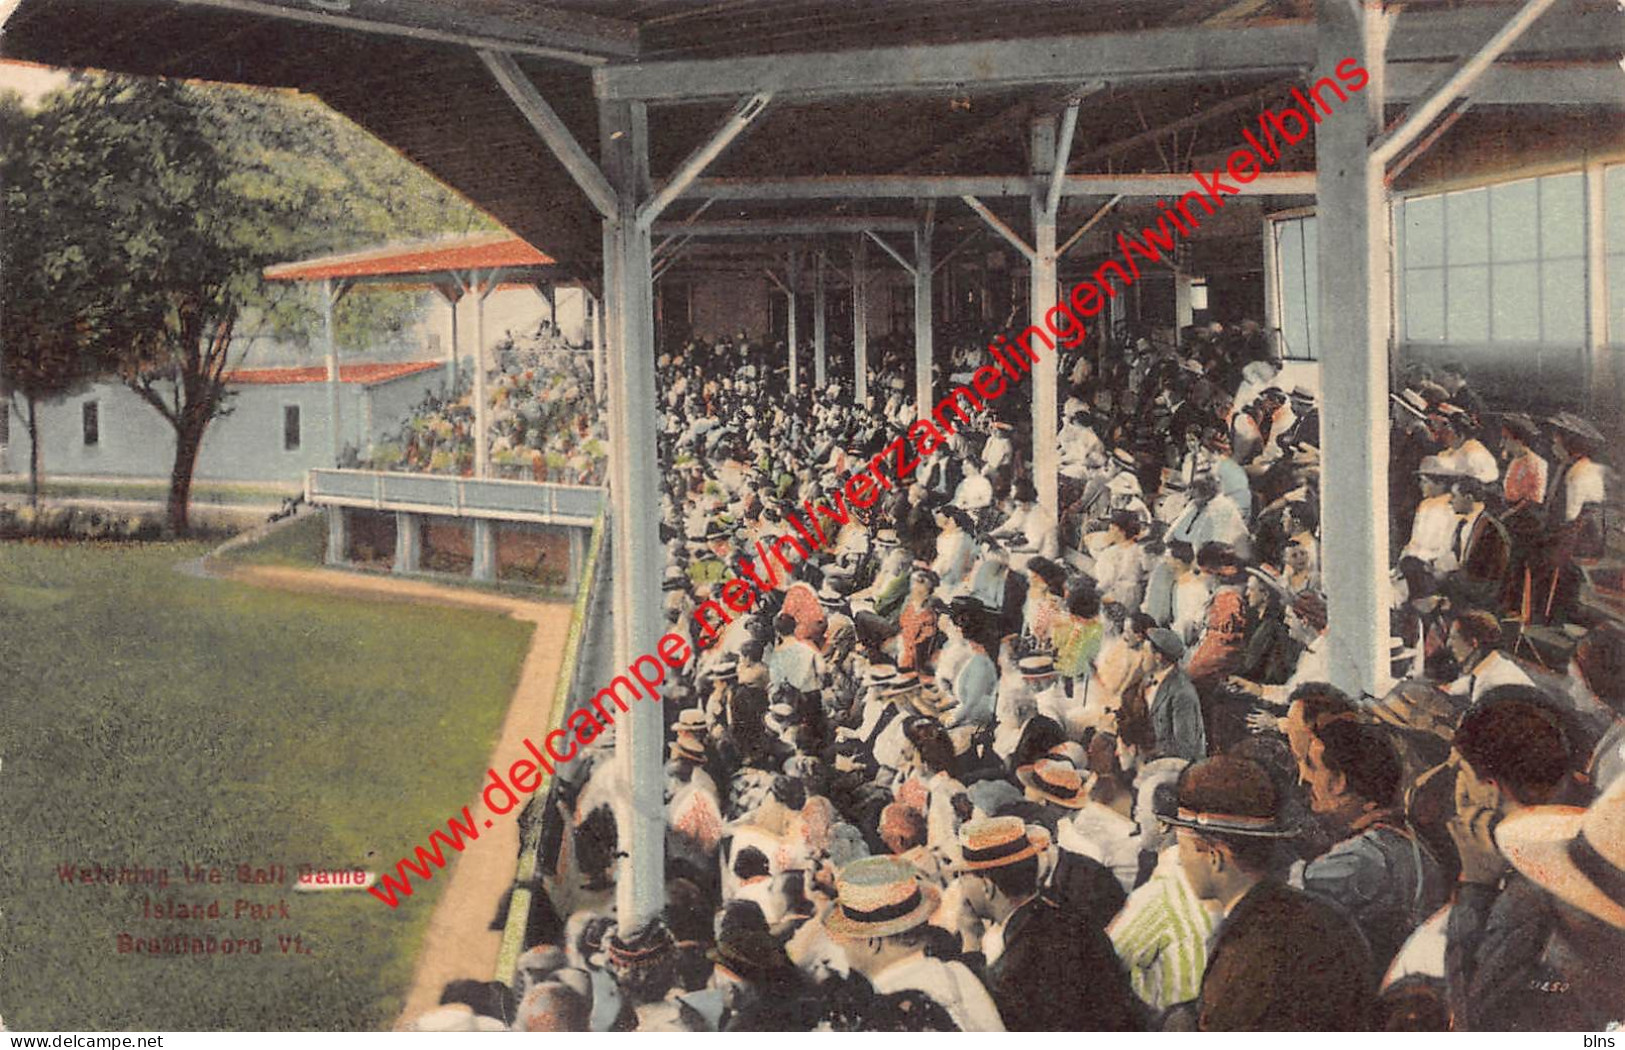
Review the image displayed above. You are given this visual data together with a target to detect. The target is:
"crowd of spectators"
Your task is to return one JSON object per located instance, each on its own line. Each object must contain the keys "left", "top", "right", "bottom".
{"left": 408, "top": 314, "right": 1624, "bottom": 1033}
{"left": 362, "top": 320, "right": 608, "bottom": 486}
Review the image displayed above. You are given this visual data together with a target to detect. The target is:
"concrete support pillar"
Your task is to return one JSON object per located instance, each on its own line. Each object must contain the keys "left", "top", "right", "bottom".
{"left": 325, "top": 507, "right": 348, "bottom": 566}
{"left": 472, "top": 518, "right": 497, "bottom": 582}
{"left": 854, "top": 236, "right": 869, "bottom": 406}
{"left": 600, "top": 97, "right": 666, "bottom": 936}
{"left": 568, "top": 525, "right": 587, "bottom": 590}
{"left": 914, "top": 217, "right": 934, "bottom": 419}
{"left": 393, "top": 512, "right": 421, "bottom": 575}
{"left": 813, "top": 253, "right": 828, "bottom": 390}
{"left": 1174, "top": 270, "right": 1195, "bottom": 331}
{"left": 1030, "top": 120, "right": 1060, "bottom": 519}
{"left": 323, "top": 278, "right": 342, "bottom": 467}
{"left": 1316, "top": 0, "right": 1391, "bottom": 698}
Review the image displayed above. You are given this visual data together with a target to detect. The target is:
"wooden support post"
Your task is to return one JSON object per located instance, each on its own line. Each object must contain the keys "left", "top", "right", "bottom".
{"left": 1029, "top": 119, "right": 1060, "bottom": 518}
{"left": 1316, "top": 0, "right": 1391, "bottom": 697}
{"left": 814, "top": 252, "right": 827, "bottom": 390}
{"left": 600, "top": 97, "right": 666, "bottom": 936}
{"left": 914, "top": 208, "right": 935, "bottom": 419}
{"left": 854, "top": 236, "right": 869, "bottom": 406}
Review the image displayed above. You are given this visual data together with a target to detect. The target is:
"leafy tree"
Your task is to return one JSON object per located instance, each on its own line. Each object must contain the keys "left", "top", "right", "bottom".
{"left": 0, "top": 89, "right": 107, "bottom": 507}
{"left": 2, "top": 73, "right": 489, "bottom": 533}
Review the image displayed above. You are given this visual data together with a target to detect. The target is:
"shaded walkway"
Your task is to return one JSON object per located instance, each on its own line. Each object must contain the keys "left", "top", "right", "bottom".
{"left": 205, "top": 559, "right": 572, "bottom": 1029}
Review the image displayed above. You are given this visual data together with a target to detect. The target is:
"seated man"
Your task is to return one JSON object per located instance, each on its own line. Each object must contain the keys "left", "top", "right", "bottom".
{"left": 1166, "top": 755, "right": 1375, "bottom": 1030}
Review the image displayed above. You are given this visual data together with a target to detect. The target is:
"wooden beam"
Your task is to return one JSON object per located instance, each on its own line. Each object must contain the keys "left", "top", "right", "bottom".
{"left": 592, "top": 5, "right": 1615, "bottom": 103}
{"left": 650, "top": 217, "right": 918, "bottom": 236}
{"left": 593, "top": 22, "right": 1315, "bottom": 102}
{"left": 169, "top": 0, "right": 637, "bottom": 64}
{"left": 962, "top": 195, "right": 1035, "bottom": 260}
{"left": 684, "top": 172, "right": 1313, "bottom": 200}
{"left": 481, "top": 50, "right": 618, "bottom": 219}
{"left": 1374, "top": 0, "right": 1564, "bottom": 167}
{"left": 637, "top": 92, "right": 772, "bottom": 228}
{"left": 1386, "top": 60, "right": 1625, "bottom": 108}
{"left": 864, "top": 229, "right": 916, "bottom": 277}
{"left": 1058, "top": 194, "right": 1123, "bottom": 258}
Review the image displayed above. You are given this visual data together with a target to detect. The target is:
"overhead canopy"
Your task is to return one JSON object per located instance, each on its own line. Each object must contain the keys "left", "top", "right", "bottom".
{"left": 262, "top": 232, "right": 559, "bottom": 285}
{"left": 5, "top": 0, "right": 1621, "bottom": 286}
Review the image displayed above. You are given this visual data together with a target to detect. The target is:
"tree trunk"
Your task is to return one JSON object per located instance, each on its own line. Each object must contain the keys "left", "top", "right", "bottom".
{"left": 167, "top": 416, "right": 207, "bottom": 536}
{"left": 26, "top": 394, "right": 41, "bottom": 512}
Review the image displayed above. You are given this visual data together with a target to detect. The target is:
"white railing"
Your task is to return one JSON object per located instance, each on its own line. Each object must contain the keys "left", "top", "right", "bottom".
{"left": 305, "top": 468, "right": 604, "bottom": 526}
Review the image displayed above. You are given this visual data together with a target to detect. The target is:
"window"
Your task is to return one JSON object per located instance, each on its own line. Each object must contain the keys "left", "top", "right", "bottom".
{"left": 1271, "top": 215, "right": 1319, "bottom": 360}
{"left": 82, "top": 401, "right": 99, "bottom": 447}
{"left": 1606, "top": 164, "right": 1625, "bottom": 345}
{"left": 1398, "top": 172, "right": 1586, "bottom": 346}
{"left": 283, "top": 405, "right": 301, "bottom": 451}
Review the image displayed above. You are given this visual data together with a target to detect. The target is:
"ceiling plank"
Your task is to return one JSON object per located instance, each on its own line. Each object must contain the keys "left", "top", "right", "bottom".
{"left": 165, "top": 0, "right": 638, "bottom": 63}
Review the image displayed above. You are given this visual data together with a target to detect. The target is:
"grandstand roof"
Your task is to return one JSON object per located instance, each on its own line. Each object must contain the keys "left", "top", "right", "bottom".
{"left": 225, "top": 362, "right": 442, "bottom": 387}
{"left": 263, "top": 233, "right": 560, "bottom": 285}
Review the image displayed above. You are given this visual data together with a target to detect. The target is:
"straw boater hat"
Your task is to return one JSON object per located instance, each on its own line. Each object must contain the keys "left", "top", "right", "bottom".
{"left": 1016, "top": 758, "right": 1090, "bottom": 810}
{"left": 675, "top": 708, "right": 710, "bottom": 732}
{"left": 1158, "top": 754, "right": 1297, "bottom": 838}
{"left": 1018, "top": 655, "right": 1056, "bottom": 679}
{"left": 1365, "top": 680, "right": 1464, "bottom": 742}
{"left": 957, "top": 815, "right": 1049, "bottom": 872}
{"left": 818, "top": 582, "right": 847, "bottom": 609}
{"left": 671, "top": 734, "right": 707, "bottom": 763}
{"left": 1496, "top": 773, "right": 1625, "bottom": 930}
{"left": 874, "top": 528, "right": 901, "bottom": 548}
{"left": 823, "top": 856, "right": 941, "bottom": 939}
{"left": 1416, "top": 455, "right": 1460, "bottom": 478}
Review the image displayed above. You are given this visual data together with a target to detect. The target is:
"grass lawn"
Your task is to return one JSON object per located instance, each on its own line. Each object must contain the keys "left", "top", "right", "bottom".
{"left": 0, "top": 540, "right": 534, "bottom": 1030}
{"left": 219, "top": 514, "right": 330, "bottom": 569}
{"left": 0, "top": 479, "right": 295, "bottom": 506}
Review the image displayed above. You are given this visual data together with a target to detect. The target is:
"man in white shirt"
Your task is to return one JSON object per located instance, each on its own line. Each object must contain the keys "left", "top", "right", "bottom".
{"left": 953, "top": 458, "right": 995, "bottom": 516}
{"left": 1444, "top": 610, "right": 1534, "bottom": 705}
{"left": 1403, "top": 457, "right": 1463, "bottom": 570}
{"left": 828, "top": 856, "right": 1005, "bottom": 1032}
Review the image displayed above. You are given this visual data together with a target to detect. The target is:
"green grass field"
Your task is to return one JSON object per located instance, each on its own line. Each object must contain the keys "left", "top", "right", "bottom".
{"left": 0, "top": 540, "right": 534, "bottom": 1030}
{"left": 0, "top": 479, "right": 296, "bottom": 506}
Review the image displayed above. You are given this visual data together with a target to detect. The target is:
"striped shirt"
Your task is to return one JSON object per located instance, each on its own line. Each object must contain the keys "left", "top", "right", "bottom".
{"left": 1107, "top": 846, "right": 1218, "bottom": 1013}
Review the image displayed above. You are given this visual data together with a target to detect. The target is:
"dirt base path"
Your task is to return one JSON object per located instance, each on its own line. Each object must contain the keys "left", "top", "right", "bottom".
{"left": 207, "top": 562, "right": 573, "bottom": 1030}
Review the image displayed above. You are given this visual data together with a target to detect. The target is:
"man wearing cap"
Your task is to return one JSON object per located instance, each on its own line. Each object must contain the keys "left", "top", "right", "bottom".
{"left": 1166, "top": 755, "right": 1375, "bottom": 1029}
{"left": 827, "top": 856, "right": 1005, "bottom": 1031}
{"left": 956, "top": 816, "right": 1143, "bottom": 1030}
{"left": 1145, "top": 629, "right": 1206, "bottom": 762}
{"left": 1403, "top": 457, "right": 1463, "bottom": 570}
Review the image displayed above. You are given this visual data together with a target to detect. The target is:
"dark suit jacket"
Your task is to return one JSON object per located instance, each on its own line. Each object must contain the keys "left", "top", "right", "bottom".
{"left": 1199, "top": 879, "right": 1374, "bottom": 1031}
{"left": 1149, "top": 667, "right": 1207, "bottom": 761}
{"left": 989, "top": 895, "right": 1144, "bottom": 1031}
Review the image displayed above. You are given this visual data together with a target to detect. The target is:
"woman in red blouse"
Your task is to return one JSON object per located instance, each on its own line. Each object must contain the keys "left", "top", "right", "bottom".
{"left": 897, "top": 568, "right": 940, "bottom": 671}
{"left": 1185, "top": 542, "right": 1250, "bottom": 687}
